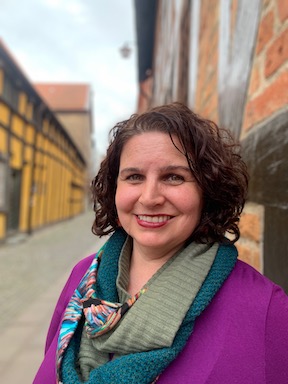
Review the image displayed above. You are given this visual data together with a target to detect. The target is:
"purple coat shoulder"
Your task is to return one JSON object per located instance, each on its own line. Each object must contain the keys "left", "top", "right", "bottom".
{"left": 34, "top": 259, "right": 288, "bottom": 384}
{"left": 158, "top": 260, "right": 288, "bottom": 384}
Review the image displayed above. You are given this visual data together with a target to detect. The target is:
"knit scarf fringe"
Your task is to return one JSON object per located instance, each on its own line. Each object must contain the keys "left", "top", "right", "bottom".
{"left": 60, "top": 229, "right": 238, "bottom": 384}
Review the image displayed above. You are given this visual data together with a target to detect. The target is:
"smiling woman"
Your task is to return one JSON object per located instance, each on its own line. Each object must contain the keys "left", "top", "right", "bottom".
{"left": 34, "top": 103, "right": 288, "bottom": 384}
{"left": 94, "top": 102, "right": 247, "bottom": 245}
{"left": 115, "top": 132, "right": 203, "bottom": 286}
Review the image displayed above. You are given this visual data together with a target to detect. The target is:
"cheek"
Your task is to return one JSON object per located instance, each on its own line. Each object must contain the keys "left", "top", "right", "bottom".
{"left": 178, "top": 189, "right": 203, "bottom": 217}
{"left": 115, "top": 187, "right": 123, "bottom": 213}
{"left": 115, "top": 184, "right": 136, "bottom": 213}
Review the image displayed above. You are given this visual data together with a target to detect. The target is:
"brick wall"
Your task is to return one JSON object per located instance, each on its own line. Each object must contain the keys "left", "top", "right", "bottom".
{"left": 243, "top": 0, "right": 288, "bottom": 134}
{"left": 194, "top": 0, "right": 220, "bottom": 123}
{"left": 237, "top": 202, "right": 264, "bottom": 272}
{"left": 139, "top": 0, "right": 288, "bottom": 287}
{"left": 238, "top": 0, "right": 288, "bottom": 276}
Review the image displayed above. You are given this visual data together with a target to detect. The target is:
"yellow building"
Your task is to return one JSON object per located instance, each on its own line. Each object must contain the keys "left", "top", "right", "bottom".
{"left": 0, "top": 39, "right": 87, "bottom": 242}
{"left": 34, "top": 83, "right": 95, "bottom": 182}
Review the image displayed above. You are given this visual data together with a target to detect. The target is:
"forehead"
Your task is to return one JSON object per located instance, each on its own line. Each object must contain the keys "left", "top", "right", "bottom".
{"left": 119, "top": 132, "right": 187, "bottom": 165}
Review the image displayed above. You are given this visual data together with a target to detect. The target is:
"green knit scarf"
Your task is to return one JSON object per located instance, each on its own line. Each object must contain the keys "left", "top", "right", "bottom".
{"left": 61, "top": 228, "right": 237, "bottom": 384}
{"left": 78, "top": 236, "right": 218, "bottom": 380}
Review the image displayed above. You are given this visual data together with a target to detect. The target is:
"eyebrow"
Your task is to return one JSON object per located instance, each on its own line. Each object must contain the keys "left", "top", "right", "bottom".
{"left": 119, "top": 165, "right": 192, "bottom": 176}
{"left": 119, "top": 167, "right": 140, "bottom": 176}
{"left": 161, "top": 165, "right": 191, "bottom": 173}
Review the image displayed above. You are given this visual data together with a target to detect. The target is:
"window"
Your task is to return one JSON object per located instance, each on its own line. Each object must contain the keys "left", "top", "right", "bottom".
{"left": 3, "top": 74, "right": 19, "bottom": 110}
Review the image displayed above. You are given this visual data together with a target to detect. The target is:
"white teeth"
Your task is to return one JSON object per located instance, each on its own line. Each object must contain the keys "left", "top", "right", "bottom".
{"left": 138, "top": 215, "right": 171, "bottom": 223}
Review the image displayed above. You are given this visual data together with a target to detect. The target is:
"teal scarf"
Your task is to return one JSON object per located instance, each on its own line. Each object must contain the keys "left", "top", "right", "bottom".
{"left": 61, "top": 228, "right": 237, "bottom": 384}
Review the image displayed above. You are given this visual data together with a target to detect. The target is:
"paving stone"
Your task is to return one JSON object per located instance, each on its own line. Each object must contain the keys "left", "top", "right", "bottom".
{"left": 0, "top": 211, "right": 107, "bottom": 383}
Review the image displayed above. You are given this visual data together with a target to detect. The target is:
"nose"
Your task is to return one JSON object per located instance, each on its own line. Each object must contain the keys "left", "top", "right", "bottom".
{"left": 138, "top": 179, "right": 165, "bottom": 207}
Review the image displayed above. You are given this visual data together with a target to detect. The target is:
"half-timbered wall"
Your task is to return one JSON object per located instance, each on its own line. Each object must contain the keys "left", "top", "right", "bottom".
{"left": 0, "top": 43, "right": 87, "bottom": 241}
{"left": 139, "top": 0, "right": 288, "bottom": 290}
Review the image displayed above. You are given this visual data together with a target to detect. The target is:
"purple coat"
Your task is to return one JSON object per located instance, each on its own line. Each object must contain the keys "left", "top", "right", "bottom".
{"left": 34, "top": 257, "right": 288, "bottom": 384}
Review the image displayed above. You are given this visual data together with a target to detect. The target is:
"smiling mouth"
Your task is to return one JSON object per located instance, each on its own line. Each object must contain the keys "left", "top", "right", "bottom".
{"left": 137, "top": 215, "right": 173, "bottom": 223}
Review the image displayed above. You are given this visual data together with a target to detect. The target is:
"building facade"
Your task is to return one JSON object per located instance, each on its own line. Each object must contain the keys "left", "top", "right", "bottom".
{"left": 34, "top": 83, "right": 95, "bottom": 181}
{"left": 134, "top": 0, "right": 288, "bottom": 291}
{"left": 0, "top": 40, "right": 87, "bottom": 242}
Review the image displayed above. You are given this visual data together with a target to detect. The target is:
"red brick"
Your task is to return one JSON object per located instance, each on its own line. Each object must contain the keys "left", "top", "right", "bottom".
{"left": 243, "top": 70, "right": 288, "bottom": 131}
{"left": 239, "top": 212, "right": 261, "bottom": 242}
{"left": 277, "top": 0, "right": 288, "bottom": 23}
{"left": 195, "top": 0, "right": 219, "bottom": 111}
{"left": 256, "top": 10, "right": 274, "bottom": 54}
{"left": 202, "top": 94, "right": 218, "bottom": 118}
{"left": 265, "top": 27, "right": 288, "bottom": 77}
{"left": 248, "top": 62, "right": 260, "bottom": 95}
{"left": 237, "top": 243, "right": 261, "bottom": 271}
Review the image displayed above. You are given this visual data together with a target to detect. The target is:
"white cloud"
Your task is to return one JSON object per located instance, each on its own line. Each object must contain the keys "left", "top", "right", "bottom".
{"left": 41, "top": 0, "right": 60, "bottom": 8}
{"left": 0, "top": 0, "right": 138, "bottom": 154}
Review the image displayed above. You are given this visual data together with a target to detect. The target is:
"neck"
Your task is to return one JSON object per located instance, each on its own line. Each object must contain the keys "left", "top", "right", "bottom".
{"left": 127, "top": 243, "right": 182, "bottom": 295}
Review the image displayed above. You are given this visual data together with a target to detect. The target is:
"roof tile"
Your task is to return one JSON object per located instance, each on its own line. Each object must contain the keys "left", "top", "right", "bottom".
{"left": 34, "top": 83, "right": 91, "bottom": 111}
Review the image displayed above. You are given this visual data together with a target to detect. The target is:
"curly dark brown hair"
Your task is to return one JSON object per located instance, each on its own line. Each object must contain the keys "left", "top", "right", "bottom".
{"left": 91, "top": 102, "right": 249, "bottom": 244}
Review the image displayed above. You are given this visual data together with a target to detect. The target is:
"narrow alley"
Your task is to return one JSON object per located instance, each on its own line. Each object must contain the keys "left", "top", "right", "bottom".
{"left": 0, "top": 211, "right": 106, "bottom": 383}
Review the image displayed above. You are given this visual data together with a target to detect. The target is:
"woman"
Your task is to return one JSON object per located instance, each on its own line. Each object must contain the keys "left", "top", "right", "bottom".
{"left": 34, "top": 103, "right": 288, "bottom": 383}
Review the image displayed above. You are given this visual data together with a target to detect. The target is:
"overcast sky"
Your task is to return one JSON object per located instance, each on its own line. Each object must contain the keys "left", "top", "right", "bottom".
{"left": 0, "top": 0, "right": 138, "bottom": 161}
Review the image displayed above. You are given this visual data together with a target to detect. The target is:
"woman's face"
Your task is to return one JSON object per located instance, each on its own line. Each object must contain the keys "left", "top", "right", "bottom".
{"left": 115, "top": 132, "right": 203, "bottom": 256}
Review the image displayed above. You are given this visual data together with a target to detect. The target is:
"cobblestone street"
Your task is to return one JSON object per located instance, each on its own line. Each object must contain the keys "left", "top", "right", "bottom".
{"left": 0, "top": 211, "right": 107, "bottom": 383}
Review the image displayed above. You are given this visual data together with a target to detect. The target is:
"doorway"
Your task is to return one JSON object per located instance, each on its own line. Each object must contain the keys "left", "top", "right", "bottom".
{"left": 7, "top": 168, "right": 22, "bottom": 232}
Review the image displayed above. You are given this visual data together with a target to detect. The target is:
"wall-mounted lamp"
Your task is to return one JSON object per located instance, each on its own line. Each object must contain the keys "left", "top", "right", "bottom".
{"left": 119, "top": 42, "right": 133, "bottom": 59}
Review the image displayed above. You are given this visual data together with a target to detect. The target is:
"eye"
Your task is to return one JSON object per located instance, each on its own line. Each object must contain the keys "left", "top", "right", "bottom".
{"left": 164, "top": 174, "right": 185, "bottom": 185}
{"left": 126, "top": 174, "right": 144, "bottom": 183}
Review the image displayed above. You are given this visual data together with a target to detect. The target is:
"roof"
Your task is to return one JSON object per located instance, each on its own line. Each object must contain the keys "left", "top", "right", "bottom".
{"left": 34, "top": 83, "right": 91, "bottom": 112}
{"left": 0, "top": 40, "right": 86, "bottom": 165}
{"left": 0, "top": 38, "right": 34, "bottom": 91}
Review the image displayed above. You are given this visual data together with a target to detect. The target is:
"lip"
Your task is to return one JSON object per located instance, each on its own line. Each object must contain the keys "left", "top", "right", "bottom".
{"left": 135, "top": 214, "right": 173, "bottom": 228}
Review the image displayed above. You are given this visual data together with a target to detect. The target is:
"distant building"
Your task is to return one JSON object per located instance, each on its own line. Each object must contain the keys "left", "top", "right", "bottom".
{"left": 34, "top": 83, "right": 95, "bottom": 181}
{"left": 0, "top": 39, "right": 87, "bottom": 242}
{"left": 134, "top": 0, "right": 288, "bottom": 292}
